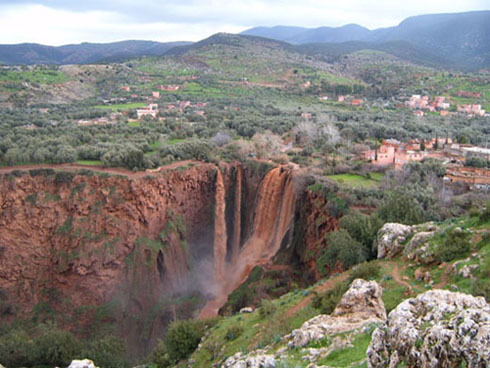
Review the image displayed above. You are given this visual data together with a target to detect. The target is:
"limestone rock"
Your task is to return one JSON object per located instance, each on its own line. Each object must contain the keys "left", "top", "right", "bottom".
{"left": 68, "top": 360, "right": 98, "bottom": 368}
{"left": 367, "top": 290, "right": 490, "bottom": 368}
{"left": 289, "top": 279, "right": 386, "bottom": 348}
{"left": 239, "top": 307, "right": 254, "bottom": 314}
{"left": 377, "top": 223, "right": 412, "bottom": 259}
{"left": 223, "top": 352, "right": 276, "bottom": 368}
{"left": 404, "top": 231, "right": 435, "bottom": 256}
{"left": 332, "top": 279, "right": 386, "bottom": 320}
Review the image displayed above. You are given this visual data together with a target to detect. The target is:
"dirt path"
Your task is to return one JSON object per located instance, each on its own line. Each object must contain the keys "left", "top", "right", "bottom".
{"left": 433, "top": 263, "right": 453, "bottom": 289}
{"left": 285, "top": 272, "right": 350, "bottom": 318}
{"left": 391, "top": 263, "right": 413, "bottom": 292}
{"left": 0, "top": 160, "right": 201, "bottom": 179}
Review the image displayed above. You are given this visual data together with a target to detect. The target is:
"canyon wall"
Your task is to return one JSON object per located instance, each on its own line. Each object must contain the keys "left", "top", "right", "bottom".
{"left": 0, "top": 162, "right": 337, "bottom": 356}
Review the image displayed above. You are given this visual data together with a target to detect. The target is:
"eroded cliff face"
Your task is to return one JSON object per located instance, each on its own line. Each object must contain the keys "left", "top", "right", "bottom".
{"left": 0, "top": 165, "right": 219, "bottom": 355}
{"left": 0, "top": 162, "right": 339, "bottom": 357}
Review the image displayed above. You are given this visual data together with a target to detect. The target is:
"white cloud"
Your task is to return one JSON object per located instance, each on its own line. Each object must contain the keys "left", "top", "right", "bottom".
{"left": 0, "top": 1, "right": 488, "bottom": 45}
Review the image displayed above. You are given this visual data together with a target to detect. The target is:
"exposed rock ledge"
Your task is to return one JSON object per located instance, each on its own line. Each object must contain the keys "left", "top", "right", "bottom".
{"left": 376, "top": 222, "right": 440, "bottom": 260}
{"left": 367, "top": 289, "right": 490, "bottom": 368}
{"left": 288, "top": 279, "right": 386, "bottom": 348}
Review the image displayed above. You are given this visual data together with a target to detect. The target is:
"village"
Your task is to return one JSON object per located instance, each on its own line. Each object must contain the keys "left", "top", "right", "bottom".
{"left": 358, "top": 138, "right": 490, "bottom": 190}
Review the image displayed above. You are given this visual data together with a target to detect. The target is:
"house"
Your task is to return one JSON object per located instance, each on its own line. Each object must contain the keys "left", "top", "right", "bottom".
{"left": 301, "top": 112, "right": 312, "bottom": 120}
{"left": 413, "top": 110, "right": 424, "bottom": 117}
{"left": 121, "top": 86, "right": 131, "bottom": 92}
{"left": 458, "top": 91, "right": 482, "bottom": 98}
{"left": 351, "top": 99, "right": 363, "bottom": 106}
{"left": 457, "top": 104, "right": 486, "bottom": 116}
{"left": 156, "top": 84, "right": 181, "bottom": 92}
{"left": 152, "top": 91, "right": 160, "bottom": 98}
{"left": 319, "top": 96, "right": 329, "bottom": 101}
{"left": 338, "top": 96, "right": 345, "bottom": 102}
{"left": 136, "top": 104, "right": 159, "bottom": 119}
{"left": 444, "top": 166, "right": 490, "bottom": 190}
{"left": 440, "top": 110, "right": 449, "bottom": 117}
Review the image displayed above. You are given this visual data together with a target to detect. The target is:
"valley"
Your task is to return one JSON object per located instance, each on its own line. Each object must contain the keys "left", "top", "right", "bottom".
{"left": 0, "top": 9, "right": 489, "bottom": 368}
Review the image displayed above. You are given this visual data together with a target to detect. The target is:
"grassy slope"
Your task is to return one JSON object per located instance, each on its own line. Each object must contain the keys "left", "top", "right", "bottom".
{"left": 184, "top": 215, "right": 489, "bottom": 368}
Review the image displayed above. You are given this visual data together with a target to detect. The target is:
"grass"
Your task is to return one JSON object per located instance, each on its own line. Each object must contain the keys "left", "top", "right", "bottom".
{"left": 328, "top": 173, "right": 383, "bottom": 188}
{"left": 75, "top": 160, "right": 101, "bottom": 166}
{"left": 94, "top": 102, "right": 146, "bottom": 111}
{"left": 128, "top": 121, "right": 141, "bottom": 127}
{"left": 317, "top": 331, "right": 372, "bottom": 367}
{"left": 0, "top": 68, "right": 71, "bottom": 91}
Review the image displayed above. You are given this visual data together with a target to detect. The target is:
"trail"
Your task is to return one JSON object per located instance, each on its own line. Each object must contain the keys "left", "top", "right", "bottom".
{"left": 285, "top": 272, "right": 350, "bottom": 318}
{"left": 391, "top": 263, "right": 413, "bottom": 292}
{"left": 0, "top": 160, "right": 201, "bottom": 179}
{"left": 433, "top": 263, "right": 453, "bottom": 289}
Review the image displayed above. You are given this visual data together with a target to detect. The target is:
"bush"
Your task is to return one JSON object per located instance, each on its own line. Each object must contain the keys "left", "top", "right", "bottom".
{"left": 318, "top": 230, "right": 366, "bottom": 275}
{"left": 312, "top": 282, "right": 349, "bottom": 315}
{"left": 165, "top": 319, "right": 204, "bottom": 362}
{"left": 348, "top": 262, "right": 381, "bottom": 283}
{"left": 84, "top": 335, "right": 129, "bottom": 368}
{"left": 259, "top": 299, "right": 277, "bottom": 318}
{"left": 0, "top": 329, "right": 35, "bottom": 367}
{"left": 225, "top": 325, "right": 244, "bottom": 341}
{"left": 34, "top": 327, "right": 83, "bottom": 367}
{"left": 435, "top": 229, "right": 470, "bottom": 262}
{"left": 149, "top": 340, "right": 173, "bottom": 368}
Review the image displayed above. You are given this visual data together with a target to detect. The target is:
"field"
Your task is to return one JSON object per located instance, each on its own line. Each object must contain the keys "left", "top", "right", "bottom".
{"left": 95, "top": 102, "right": 146, "bottom": 111}
{"left": 328, "top": 173, "right": 384, "bottom": 188}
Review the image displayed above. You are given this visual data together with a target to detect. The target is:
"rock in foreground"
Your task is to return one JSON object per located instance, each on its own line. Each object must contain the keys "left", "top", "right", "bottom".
{"left": 289, "top": 279, "right": 386, "bottom": 347}
{"left": 68, "top": 360, "right": 98, "bottom": 368}
{"left": 367, "top": 289, "right": 490, "bottom": 368}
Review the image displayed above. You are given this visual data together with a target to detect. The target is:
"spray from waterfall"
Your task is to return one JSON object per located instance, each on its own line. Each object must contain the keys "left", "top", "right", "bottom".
{"left": 200, "top": 165, "right": 295, "bottom": 318}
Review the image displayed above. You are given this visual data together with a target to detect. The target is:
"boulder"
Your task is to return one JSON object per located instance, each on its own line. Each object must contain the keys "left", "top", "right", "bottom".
{"left": 289, "top": 279, "right": 386, "bottom": 348}
{"left": 239, "top": 307, "right": 254, "bottom": 314}
{"left": 377, "top": 223, "right": 412, "bottom": 259}
{"left": 223, "top": 352, "right": 276, "bottom": 368}
{"left": 67, "top": 360, "right": 98, "bottom": 368}
{"left": 404, "top": 231, "right": 435, "bottom": 256}
{"left": 367, "top": 290, "right": 490, "bottom": 368}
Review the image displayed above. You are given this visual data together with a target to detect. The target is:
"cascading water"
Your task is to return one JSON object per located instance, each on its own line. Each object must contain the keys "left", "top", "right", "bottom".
{"left": 213, "top": 169, "right": 227, "bottom": 284}
{"left": 200, "top": 165, "right": 295, "bottom": 318}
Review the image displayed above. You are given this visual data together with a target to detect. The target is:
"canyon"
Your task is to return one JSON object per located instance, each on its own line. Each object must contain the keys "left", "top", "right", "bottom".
{"left": 0, "top": 162, "right": 337, "bottom": 357}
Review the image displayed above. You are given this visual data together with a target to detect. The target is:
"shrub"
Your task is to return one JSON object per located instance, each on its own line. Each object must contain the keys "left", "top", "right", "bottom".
{"left": 348, "top": 262, "right": 381, "bottom": 283}
{"left": 225, "top": 325, "right": 244, "bottom": 341}
{"left": 259, "top": 299, "right": 277, "bottom": 318}
{"left": 165, "top": 319, "right": 204, "bottom": 362}
{"left": 34, "top": 327, "right": 83, "bottom": 367}
{"left": 148, "top": 340, "right": 173, "bottom": 368}
{"left": 435, "top": 229, "right": 470, "bottom": 262}
{"left": 312, "top": 282, "right": 349, "bottom": 315}
{"left": 84, "top": 335, "right": 129, "bottom": 368}
{"left": 318, "top": 230, "right": 366, "bottom": 275}
{"left": 0, "top": 329, "right": 35, "bottom": 367}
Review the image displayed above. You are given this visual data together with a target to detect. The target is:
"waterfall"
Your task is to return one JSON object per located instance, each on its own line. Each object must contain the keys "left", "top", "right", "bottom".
{"left": 213, "top": 169, "right": 227, "bottom": 285}
{"left": 200, "top": 165, "right": 295, "bottom": 318}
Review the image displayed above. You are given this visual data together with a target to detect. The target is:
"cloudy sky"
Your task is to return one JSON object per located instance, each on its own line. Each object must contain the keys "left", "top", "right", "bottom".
{"left": 0, "top": 0, "right": 488, "bottom": 45}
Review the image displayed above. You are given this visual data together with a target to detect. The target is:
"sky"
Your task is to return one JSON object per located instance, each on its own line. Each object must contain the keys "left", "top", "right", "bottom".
{"left": 0, "top": 0, "right": 488, "bottom": 45}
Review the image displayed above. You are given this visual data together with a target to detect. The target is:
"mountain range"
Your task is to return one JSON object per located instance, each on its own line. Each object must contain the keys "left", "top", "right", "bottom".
{"left": 0, "top": 40, "right": 190, "bottom": 65}
{"left": 0, "top": 11, "right": 488, "bottom": 70}
{"left": 242, "top": 11, "right": 490, "bottom": 70}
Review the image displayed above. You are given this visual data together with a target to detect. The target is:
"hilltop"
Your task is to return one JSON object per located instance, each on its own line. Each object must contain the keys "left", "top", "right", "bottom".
{"left": 242, "top": 11, "right": 490, "bottom": 70}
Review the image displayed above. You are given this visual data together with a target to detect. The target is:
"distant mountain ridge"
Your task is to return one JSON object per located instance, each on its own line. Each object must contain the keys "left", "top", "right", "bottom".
{"left": 0, "top": 40, "right": 191, "bottom": 65}
{"left": 242, "top": 11, "right": 490, "bottom": 70}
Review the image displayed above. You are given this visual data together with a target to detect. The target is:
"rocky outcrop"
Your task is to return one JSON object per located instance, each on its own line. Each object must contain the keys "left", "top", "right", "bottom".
{"left": 289, "top": 279, "right": 386, "bottom": 348}
{"left": 367, "top": 290, "right": 490, "bottom": 368}
{"left": 376, "top": 222, "right": 440, "bottom": 261}
{"left": 68, "top": 359, "right": 98, "bottom": 368}
{"left": 223, "top": 352, "right": 276, "bottom": 368}
{"left": 376, "top": 223, "right": 412, "bottom": 259}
